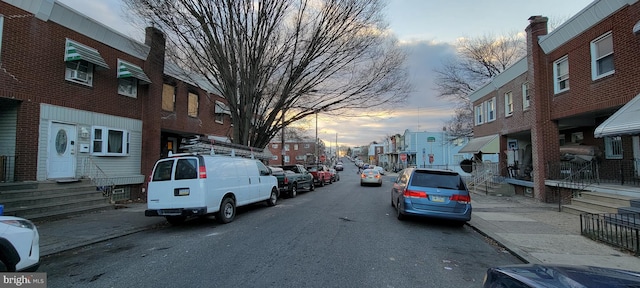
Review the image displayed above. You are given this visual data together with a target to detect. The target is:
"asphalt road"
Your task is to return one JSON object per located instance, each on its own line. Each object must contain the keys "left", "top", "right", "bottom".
{"left": 41, "top": 166, "right": 522, "bottom": 288}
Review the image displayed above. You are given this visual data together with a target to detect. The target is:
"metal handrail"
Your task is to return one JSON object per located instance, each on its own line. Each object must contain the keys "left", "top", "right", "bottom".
{"left": 83, "top": 157, "right": 116, "bottom": 202}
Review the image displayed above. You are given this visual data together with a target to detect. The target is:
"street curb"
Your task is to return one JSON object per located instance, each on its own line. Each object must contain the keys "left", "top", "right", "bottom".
{"left": 467, "top": 216, "right": 541, "bottom": 265}
{"left": 41, "top": 223, "right": 165, "bottom": 257}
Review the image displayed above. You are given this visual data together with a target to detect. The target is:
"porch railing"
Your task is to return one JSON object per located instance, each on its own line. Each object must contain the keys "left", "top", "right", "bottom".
{"left": 470, "top": 162, "right": 504, "bottom": 194}
{"left": 581, "top": 213, "right": 639, "bottom": 256}
{"left": 547, "top": 159, "right": 640, "bottom": 187}
{"left": 82, "top": 157, "right": 116, "bottom": 203}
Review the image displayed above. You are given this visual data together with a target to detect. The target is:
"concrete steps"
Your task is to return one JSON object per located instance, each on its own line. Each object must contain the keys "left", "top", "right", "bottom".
{"left": 562, "top": 191, "right": 637, "bottom": 215}
{"left": 0, "top": 180, "right": 112, "bottom": 221}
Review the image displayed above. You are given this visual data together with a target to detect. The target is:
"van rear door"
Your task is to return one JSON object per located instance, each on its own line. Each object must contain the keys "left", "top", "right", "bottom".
{"left": 148, "top": 156, "right": 204, "bottom": 210}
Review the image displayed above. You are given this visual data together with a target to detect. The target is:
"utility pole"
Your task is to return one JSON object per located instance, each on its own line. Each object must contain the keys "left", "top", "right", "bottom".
{"left": 280, "top": 111, "right": 285, "bottom": 166}
{"left": 315, "top": 111, "right": 318, "bottom": 163}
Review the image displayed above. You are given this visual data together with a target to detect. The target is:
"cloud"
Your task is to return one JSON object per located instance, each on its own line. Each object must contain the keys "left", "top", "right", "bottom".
{"left": 317, "top": 40, "right": 459, "bottom": 148}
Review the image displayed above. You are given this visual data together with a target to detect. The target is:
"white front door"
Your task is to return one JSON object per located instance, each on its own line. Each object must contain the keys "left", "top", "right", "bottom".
{"left": 48, "top": 122, "right": 77, "bottom": 179}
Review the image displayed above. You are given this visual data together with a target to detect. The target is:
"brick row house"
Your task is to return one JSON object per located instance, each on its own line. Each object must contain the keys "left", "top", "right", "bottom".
{"left": 266, "top": 139, "right": 321, "bottom": 166}
{"left": 0, "top": 0, "right": 233, "bottom": 201}
{"left": 466, "top": 0, "right": 640, "bottom": 201}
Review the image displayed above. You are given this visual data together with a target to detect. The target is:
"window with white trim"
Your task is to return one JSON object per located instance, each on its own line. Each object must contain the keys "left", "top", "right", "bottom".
{"left": 504, "top": 91, "right": 513, "bottom": 116}
{"left": 118, "top": 77, "right": 138, "bottom": 98}
{"left": 522, "top": 82, "right": 530, "bottom": 109}
{"left": 553, "top": 56, "right": 569, "bottom": 94}
{"left": 591, "top": 32, "right": 614, "bottom": 80}
{"left": 474, "top": 104, "right": 484, "bottom": 125}
{"left": 294, "top": 144, "right": 299, "bottom": 150}
{"left": 605, "top": 136, "right": 623, "bottom": 159}
{"left": 486, "top": 97, "right": 496, "bottom": 122}
{"left": 285, "top": 144, "right": 290, "bottom": 151}
{"left": 272, "top": 143, "right": 279, "bottom": 149}
{"left": 272, "top": 155, "right": 278, "bottom": 160}
{"left": 284, "top": 155, "right": 290, "bottom": 163}
{"left": 304, "top": 144, "right": 310, "bottom": 148}
{"left": 188, "top": 92, "right": 199, "bottom": 117}
{"left": 65, "top": 60, "right": 93, "bottom": 86}
{"left": 92, "top": 126, "right": 129, "bottom": 156}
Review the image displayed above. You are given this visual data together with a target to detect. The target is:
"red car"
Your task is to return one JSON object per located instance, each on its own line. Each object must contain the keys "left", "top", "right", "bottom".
{"left": 306, "top": 164, "right": 332, "bottom": 187}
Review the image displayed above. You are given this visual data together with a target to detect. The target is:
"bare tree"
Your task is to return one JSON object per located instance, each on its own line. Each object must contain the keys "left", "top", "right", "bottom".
{"left": 434, "top": 33, "right": 526, "bottom": 138}
{"left": 123, "top": 0, "right": 410, "bottom": 147}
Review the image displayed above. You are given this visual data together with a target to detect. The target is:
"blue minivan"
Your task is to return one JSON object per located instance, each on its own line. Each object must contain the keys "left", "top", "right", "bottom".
{"left": 391, "top": 168, "right": 472, "bottom": 225}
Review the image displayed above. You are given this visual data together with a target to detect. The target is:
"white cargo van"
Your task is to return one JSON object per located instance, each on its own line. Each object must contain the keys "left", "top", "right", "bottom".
{"left": 145, "top": 153, "right": 279, "bottom": 225}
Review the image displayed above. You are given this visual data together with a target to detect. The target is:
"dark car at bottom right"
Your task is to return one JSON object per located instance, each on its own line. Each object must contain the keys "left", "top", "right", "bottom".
{"left": 483, "top": 264, "right": 640, "bottom": 288}
{"left": 390, "top": 168, "right": 471, "bottom": 226}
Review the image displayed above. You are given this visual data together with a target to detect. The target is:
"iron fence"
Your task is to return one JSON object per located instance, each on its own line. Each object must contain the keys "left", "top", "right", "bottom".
{"left": 547, "top": 159, "right": 640, "bottom": 187}
{"left": 581, "top": 213, "right": 639, "bottom": 255}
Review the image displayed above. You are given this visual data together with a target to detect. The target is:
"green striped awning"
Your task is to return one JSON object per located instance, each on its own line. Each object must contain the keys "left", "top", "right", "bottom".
{"left": 117, "top": 59, "right": 151, "bottom": 84}
{"left": 64, "top": 39, "right": 109, "bottom": 69}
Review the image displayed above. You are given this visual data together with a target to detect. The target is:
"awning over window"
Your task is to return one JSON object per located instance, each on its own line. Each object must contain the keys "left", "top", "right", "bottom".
{"left": 458, "top": 134, "right": 500, "bottom": 154}
{"left": 215, "top": 101, "right": 232, "bottom": 115}
{"left": 594, "top": 93, "right": 640, "bottom": 138}
{"left": 117, "top": 59, "right": 151, "bottom": 84}
{"left": 64, "top": 39, "right": 109, "bottom": 69}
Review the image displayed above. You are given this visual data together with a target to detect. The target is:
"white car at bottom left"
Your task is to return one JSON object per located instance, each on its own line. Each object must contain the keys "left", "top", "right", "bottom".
{"left": 0, "top": 216, "right": 40, "bottom": 272}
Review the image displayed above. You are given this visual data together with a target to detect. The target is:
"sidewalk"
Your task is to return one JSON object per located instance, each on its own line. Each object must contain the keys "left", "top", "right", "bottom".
{"left": 34, "top": 190, "right": 640, "bottom": 272}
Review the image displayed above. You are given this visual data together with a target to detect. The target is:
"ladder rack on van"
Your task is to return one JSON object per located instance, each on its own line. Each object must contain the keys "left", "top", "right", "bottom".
{"left": 176, "top": 136, "right": 272, "bottom": 160}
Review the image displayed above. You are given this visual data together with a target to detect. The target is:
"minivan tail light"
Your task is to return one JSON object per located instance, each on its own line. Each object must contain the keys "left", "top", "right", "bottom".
{"left": 199, "top": 166, "right": 207, "bottom": 179}
{"left": 404, "top": 189, "right": 427, "bottom": 198}
{"left": 450, "top": 194, "right": 470, "bottom": 203}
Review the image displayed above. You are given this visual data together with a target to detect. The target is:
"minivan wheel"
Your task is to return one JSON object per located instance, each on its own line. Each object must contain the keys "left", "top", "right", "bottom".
{"left": 290, "top": 185, "right": 298, "bottom": 198}
{"left": 216, "top": 197, "right": 236, "bottom": 224}
{"left": 396, "top": 201, "right": 406, "bottom": 221}
{"left": 166, "top": 215, "right": 186, "bottom": 225}
{"left": 267, "top": 188, "right": 278, "bottom": 206}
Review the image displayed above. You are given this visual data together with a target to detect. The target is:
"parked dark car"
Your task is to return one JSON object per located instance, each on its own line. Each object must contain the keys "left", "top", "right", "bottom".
{"left": 391, "top": 168, "right": 471, "bottom": 225}
{"left": 483, "top": 264, "right": 640, "bottom": 288}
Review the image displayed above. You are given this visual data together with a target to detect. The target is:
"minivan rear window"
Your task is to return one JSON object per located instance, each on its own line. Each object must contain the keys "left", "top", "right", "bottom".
{"left": 152, "top": 160, "right": 174, "bottom": 181}
{"left": 175, "top": 159, "right": 198, "bottom": 180}
{"left": 410, "top": 170, "right": 465, "bottom": 190}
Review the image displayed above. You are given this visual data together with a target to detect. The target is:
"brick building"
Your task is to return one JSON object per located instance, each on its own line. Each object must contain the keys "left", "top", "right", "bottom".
{"left": 266, "top": 139, "right": 320, "bottom": 166}
{"left": 0, "top": 0, "right": 232, "bottom": 200}
{"left": 466, "top": 0, "right": 640, "bottom": 201}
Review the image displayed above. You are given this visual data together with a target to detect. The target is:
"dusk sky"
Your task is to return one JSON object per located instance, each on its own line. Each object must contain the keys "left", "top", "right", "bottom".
{"left": 58, "top": 0, "right": 593, "bottom": 148}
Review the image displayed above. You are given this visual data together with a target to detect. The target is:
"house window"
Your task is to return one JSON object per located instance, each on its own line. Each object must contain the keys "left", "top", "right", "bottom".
{"left": 188, "top": 92, "right": 199, "bottom": 117}
{"left": 504, "top": 92, "right": 513, "bottom": 116}
{"left": 162, "top": 84, "right": 175, "bottom": 112}
{"left": 272, "top": 155, "right": 278, "bottom": 160}
{"left": 605, "top": 136, "right": 623, "bottom": 159}
{"left": 118, "top": 77, "right": 138, "bottom": 98}
{"left": 294, "top": 144, "right": 299, "bottom": 150}
{"left": 559, "top": 134, "right": 566, "bottom": 146}
{"left": 571, "top": 132, "right": 583, "bottom": 144}
{"left": 65, "top": 60, "right": 93, "bottom": 86}
{"left": 474, "top": 104, "right": 484, "bottom": 125}
{"left": 522, "top": 82, "right": 530, "bottom": 109}
{"left": 285, "top": 144, "right": 290, "bottom": 151}
{"left": 553, "top": 56, "right": 569, "bottom": 94}
{"left": 591, "top": 32, "right": 614, "bottom": 80}
{"left": 304, "top": 144, "right": 310, "bottom": 148}
{"left": 215, "top": 113, "right": 224, "bottom": 123}
{"left": 272, "top": 143, "right": 279, "bottom": 149}
{"left": 284, "top": 155, "right": 290, "bottom": 163}
{"left": 92, "top": 126, "right": 129, "bottom": 156}
{"left": 486, "top": 97, "right": 496, "bottom": 122}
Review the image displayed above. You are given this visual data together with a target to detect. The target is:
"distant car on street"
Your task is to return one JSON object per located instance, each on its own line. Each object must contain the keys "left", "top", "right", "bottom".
{"left": 329, "top": 168, "right": 340, "bottom": 182}
{"left": 334, "top": 163, "right": 344, "bottom": 171}
{"left": 372, "top": 166, "right": 385, "bottom": 175}
{"left": 360, "top": 168, "right": 382, "bottom": 186}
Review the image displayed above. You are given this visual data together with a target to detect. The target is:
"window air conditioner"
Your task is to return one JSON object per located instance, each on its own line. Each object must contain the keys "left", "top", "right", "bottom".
{"left": 70, "top": 70, "right": 89, "bottom": 82}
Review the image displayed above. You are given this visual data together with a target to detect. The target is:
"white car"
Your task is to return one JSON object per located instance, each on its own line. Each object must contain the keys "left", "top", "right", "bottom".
{"left": 0, "top": 216, "right": 40, "bottom": 272}
{"left": 372, "top": 166, "right": 385, "bottom": 175}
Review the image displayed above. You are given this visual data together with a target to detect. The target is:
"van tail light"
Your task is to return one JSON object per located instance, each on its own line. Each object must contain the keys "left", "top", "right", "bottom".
{"left": 450, "top": 194, "right": 471, "bottom": 204}
{"left": 199, "top": 166, "right": 207, "bottom": 179}
{"left": 403, "top": 189, "right": 427, "bottom": 198}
